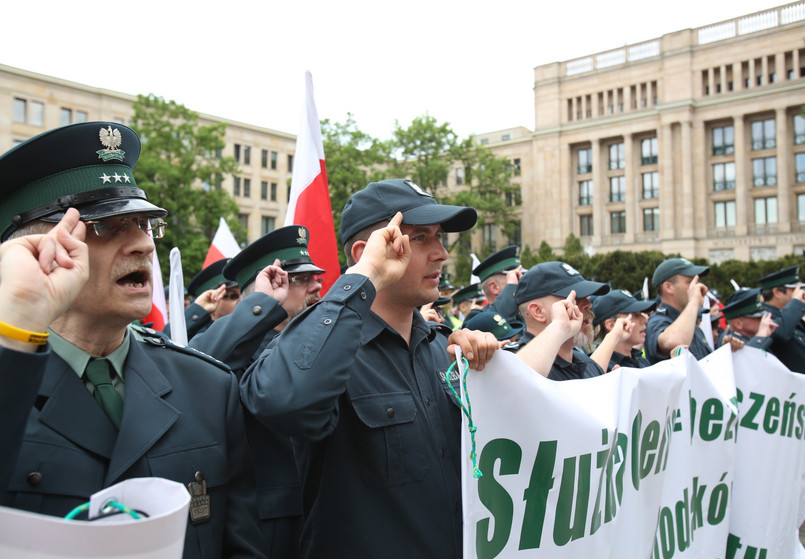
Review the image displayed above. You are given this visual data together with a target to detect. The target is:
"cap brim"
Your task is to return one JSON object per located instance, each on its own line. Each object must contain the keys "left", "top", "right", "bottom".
{"left": 285, "top": 263, "right": 326, "bottom": 274}
{"left": 554, "top": 280, "right": 610, "bottom": 299}
{"left": 401, "top": 204, "right": 477, "bottom": 233}
{"left": 501, "top": 321, "right": 525, "bottom": 341}
{"left": 622, "top": 299, "right": 657, "bottom": 314}
{"left": 690, "top": 265, "right": 710, "bottom": 278}
{"left": 40, "top": 197, "right": 167, "bottom": 223}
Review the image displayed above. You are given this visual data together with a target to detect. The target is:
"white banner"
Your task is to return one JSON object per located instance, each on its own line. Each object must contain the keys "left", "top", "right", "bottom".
{"left": 460, "top": 346, "right": 805, "bottom": 559}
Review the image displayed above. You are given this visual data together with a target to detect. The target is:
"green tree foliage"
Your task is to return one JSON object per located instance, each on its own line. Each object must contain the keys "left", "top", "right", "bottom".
{"left": 131, "top": 94, "right": 243, "bottom": 281}
{"left": 320, "top": 114, "right": 389, "bottom": 262}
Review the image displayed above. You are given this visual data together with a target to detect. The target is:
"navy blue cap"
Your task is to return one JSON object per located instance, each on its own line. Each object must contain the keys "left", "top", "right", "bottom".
{"left": 515, "top": 261, "right": 609, "bottom": 305}
{"left": 451, "top": 284, "right": 483, "bottom": 305}
{"left": 653, "top": 258, "right": 709, "bottom": 287}
{"left": 463, "top": 312, "right": 525, "bottom": 341}
{"left": 223, "top": 225, "right": 324, "bottom": 290}
{"left": 723, "top": 288, "right": 765, "bottom": 320}
{"left": 0, "top": 122, "right": 166, "bottom": 240}
{"left": 472, "top": 245, "right": 521, "bottom": 282}
{"left": 339, "top": 178, "right": 477, "bottom": 243}
{"left": 187, "top": 258, "right": 238, "bottom": 297}
{"left": 758, "top": 265, "right": 800, "bottom": 289}
{"left": 591, "top": 289, "right": 657, "bottom": 326}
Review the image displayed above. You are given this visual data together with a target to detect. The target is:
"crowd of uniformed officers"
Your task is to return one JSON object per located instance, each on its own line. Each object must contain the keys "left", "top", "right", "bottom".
{"left": 0, "top": 121, "right": 803, "bottom": 558}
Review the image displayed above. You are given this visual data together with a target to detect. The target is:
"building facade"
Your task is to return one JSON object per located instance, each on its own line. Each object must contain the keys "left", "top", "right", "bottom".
{"left": 479, "top": 2, "right": 805, "bottom": 262}
{"left": 0, "top": 63, "right": 296, "bottom": 245}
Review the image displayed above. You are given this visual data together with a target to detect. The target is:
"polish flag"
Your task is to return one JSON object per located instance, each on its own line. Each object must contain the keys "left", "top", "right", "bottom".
{"left": 285, "top": 71, "right": 340, "bottom": 295}
{"left": 202, "top": 217, "right": 241, "bottom": 269}
{"left": 142, "top": 245, "right": 167, "bottom": 331}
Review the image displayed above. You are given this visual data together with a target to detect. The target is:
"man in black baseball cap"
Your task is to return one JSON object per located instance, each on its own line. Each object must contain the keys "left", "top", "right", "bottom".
{"left": 241, "top": 179, "right": 499, "bottom": 558}
{"left": 591, "top": 289, "right": 657, "bottom": 371}
{"left": 0, "top": 122, "right": 266, "bottom": 558}
{"left": 507, "top": 261, "right": 609, "bottom": 380}
{"left": 757, "top": 265, "right": 805, "bottom": 373}
{"left": 645, "top": 257, "right": 713, "bottom": 363}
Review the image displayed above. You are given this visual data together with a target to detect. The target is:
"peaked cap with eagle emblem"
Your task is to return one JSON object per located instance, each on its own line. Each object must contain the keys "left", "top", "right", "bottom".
{"left": 0, "top": 121, "right": 166, "bottom": 240}
{"left": 223, "top": 225, "right": 326, "bottom": 290}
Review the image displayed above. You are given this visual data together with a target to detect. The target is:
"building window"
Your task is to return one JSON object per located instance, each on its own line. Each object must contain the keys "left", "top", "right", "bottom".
{"left": 243, "top": 178, "right": 251, "bottom": 198}
{"left": 60, "top": 108, "right": 72, "bottom": 126}
{"left": 750, "top": 119, "right": 776, "bottom": 150}
{"left": 505, "top": 189, "right": 522, "bottom": 206}
{"left": 610, "top": 211, "right": 626, "bottom": 234}
{"left": 456, "top": 167, "right": 464, "bottom": 185}
{"left": 609, "top": 143, "right": 625, "bottom": 170}
{"left": 238, "top": 214, "right": 249, "bottom": 232}
{"left": 513, "top": 158, "right": 521, "bottom": 176}
{"left": 234, "top": 144, "right": 241, "bottom": 162}
{"left": 643, "top": 208, "right": 660, "bottom": 231}
{"left": 213, "top": 174, "right": 222, "bottom": 190}
{"left": 579, "top": 180, "right": 593, "bottom": 206}
{"left": 29, "top": 101, "right": 43, "bottom": 126}
{"left": 75, "top": 110, "right": 88, "bottom": 123}
{"left": 713, "top": 162, "right": 736, "bottom": 191}
{"left": 480, "top": 138, "right": 489, "bottom": 145}
{"left": 509, "top": 223, "right": 522, "bottom": 246}
{"left": 580, "top": 214, "right": 593, "bottom": 236}
{"left": 796, "top": 153, "right": 805, "bottom": 183}
{"left": 501, "top": 134, "right": 511, "bottom": 141}
{"left": 261, "top": 217, "right": 275, "bottom": 235}
{"left": 714, "top": 200, "right": 736, "bottom": 228}
{"left": 13, "top": 98, "right": 26, "bottom": 123}
{"left": 233, "top": 176, "right": 241, "bottom": 196}
{"left": 287, "top": 154, "right": 294, "bottom": 172}
{"left": 261, "top": 149, "right": 268, "bottom": 168}
{"left": 642, "top": 172, "right": 659, "bottom": 199}
{"left": 270, "top": 151, "right": 278, "bottom": 170}
{"left": 578, "top": 148, "right": 592, "bottom": 174}
{"left": 482, "top": 224, "right": 496, "bottom": 251}
{"left": 261, "top": 181, "right": 268, "bottom": 200}
{"left": 243, "top": 146, "right": 251, "bottom": 166}
{"left": 609, "top": 176, "right": 625, "bottom": 202}
{"left": 271, "top": 182, "right": 278, "bottom": 201}
{"left": 712, "top": 125, "right": 735, "bottom": 155}
{"left": 752, "top": 157, "right": 777, "bottom": 186}
{"left": 795, "top": 115, "right": 805, "bottom": 145}
{"left": 798, "top": 194, "right": 805, "bottom": 221}
{"left": 641, "top": 138, "right": 658, "bottom": 165}
{"left": 754, "top": 197, "right": 778, "bottom": 224}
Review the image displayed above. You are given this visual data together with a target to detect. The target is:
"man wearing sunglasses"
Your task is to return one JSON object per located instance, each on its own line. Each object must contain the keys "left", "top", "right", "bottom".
{"left": 188, "top": 225, "right": 326, "bottom": 558}
{"left": 0, "top": 122, "right": 266, "bottom": 558}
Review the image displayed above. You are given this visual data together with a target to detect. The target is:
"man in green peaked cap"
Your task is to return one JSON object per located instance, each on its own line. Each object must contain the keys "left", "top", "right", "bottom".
{"left": 0, "top": 122, "right": 267, "bottom": 559}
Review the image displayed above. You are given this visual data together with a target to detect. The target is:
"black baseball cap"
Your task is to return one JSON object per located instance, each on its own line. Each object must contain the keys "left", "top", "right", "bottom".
{"left": 187, "top": 258, "right": 238, "bottom": 297}
{"left": 463, "top": 312, "right": 525, "bottom": 341}
{"left": 0, "top": 122, "right": 166, "bottom": 241}
{"left": 590, "top": 289, "right": 657, "bottom": 326}
{"left": 652, "top": 258, "right": 709, "bottom": 287}
{"left": 224, "top": 225, "right": 325, "bottom": 290}
{"left": 514, "top": 261, "right": 609, "bottom": 305}
{"left": 472, "top": 245, "right": 521, "bottom": 282}
{"left": 339, "top": 178, "right": 477, "bottom": 243}
{"left": 723, "top": 288, "right": 765, "bottom": 320}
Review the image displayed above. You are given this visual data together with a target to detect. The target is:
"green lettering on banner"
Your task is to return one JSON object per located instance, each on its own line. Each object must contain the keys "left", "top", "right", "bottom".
{"left": 632, "top": 411, "right": 642, "bottom": 491}
{"left": 782, "top": 397, "right": 797, "bottom": 438}
{"left": 796, "top": 403, "right": 805, "bottom": 439}
{"left": 476, "top": 438, "right": 522, "bottom": 559}
{"left": 553, "top": 453, "right": 591, "bottom": 546}
{"left": 763, "top": 397, "right": 780, "bottom": 434}
{"left": 640, "top": 420, "right": 660, "bottom": 480}
{"left": 518, "top": 440, "right": 557, "bottom": 550}
{"left": 740, "top": 392, "right": 764, "bottom": 431}
{"left": 699, "top": 398, "right": 724, "bottom": 442}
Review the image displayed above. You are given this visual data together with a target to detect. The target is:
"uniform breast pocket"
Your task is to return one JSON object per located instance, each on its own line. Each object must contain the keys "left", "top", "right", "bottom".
{"left": 350, "top": 392, "right": 428, "bottom": 487}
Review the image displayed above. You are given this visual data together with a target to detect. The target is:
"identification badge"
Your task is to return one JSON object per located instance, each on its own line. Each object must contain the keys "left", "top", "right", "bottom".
{"left": 187, "top": 471, "right": 211, "bottom": 523}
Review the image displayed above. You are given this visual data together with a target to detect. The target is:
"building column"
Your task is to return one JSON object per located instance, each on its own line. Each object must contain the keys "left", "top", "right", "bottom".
{"left": 793, "top": 49, "right": 800, "bottom": 81}
{"left": 720, "top": 65, "right": 727, "bottom": 94}
{"left": 707, "top": 68, "right": 715, "bottom": 96}
{"left": 680, "top": 120, "right": 695, "bottom": 237}
{"left": 625, "top": 86, "right": 632, "bottom": 113}
{"left": 734, "top": 115, "right": 749, "bottom": 236}
{"left": 660, "top": 123, "right": 675, "bottom": 241}
{"left": 733, "top": 62, "right": 743, "bottom": 91}
{"left": 624, "top": 133, "right": 636, "bottom": 243}
{"left": 776, "top": 106, "right": 792, "bottom": 232}
{"left": 591, "top": 138, "right": 604, "bottom": 245}
{"left": 749, "top": 60, "right": 756, "bottom": 89}
{"left": 762, "top": 56, "right": 769, "bottom": 85}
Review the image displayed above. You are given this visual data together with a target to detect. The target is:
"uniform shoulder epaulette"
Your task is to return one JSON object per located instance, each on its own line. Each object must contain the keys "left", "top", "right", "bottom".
{"left": 655, "top": 306, "right": 668, "bottom": 315}
{"left": 129, "top": 324, "right": 232, "bottom": 372}
{"left": 429, "top": 322, "right": 454, "bottom": 338}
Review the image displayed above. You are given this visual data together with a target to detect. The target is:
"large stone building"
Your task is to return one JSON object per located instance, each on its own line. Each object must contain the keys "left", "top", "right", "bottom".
{"left": 477, "top": 2, "right": 805, "bottom": 262}
{"left": 0, "top": 63, "right": 296, "bottom": 244}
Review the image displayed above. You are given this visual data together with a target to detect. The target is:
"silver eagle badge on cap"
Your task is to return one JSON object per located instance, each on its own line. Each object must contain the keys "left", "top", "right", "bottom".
{"left": 96, "top": 126, "right": 126, "bottom": 162}
{"left": 297, "top": 227, "right": 307, "bottom": 245}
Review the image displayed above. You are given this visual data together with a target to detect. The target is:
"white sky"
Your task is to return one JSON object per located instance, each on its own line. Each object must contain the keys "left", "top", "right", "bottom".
{"left": 2, "top": 0, "right": 787, "bottom": 140}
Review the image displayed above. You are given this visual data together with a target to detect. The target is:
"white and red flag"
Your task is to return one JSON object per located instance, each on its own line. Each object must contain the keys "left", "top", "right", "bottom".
{"left": 202, "top": 217, "right": 241, "bottom": 269}
{"left": 285, "top": 71, "right": 341, "bottom": 295}
{"left": 141, "top": 245, "right": 167, "bottom": 331}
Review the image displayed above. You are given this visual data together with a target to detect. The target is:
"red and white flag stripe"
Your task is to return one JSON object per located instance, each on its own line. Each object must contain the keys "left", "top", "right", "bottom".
{"left": 202, "top": 217, "right": 241, "bottom": 269}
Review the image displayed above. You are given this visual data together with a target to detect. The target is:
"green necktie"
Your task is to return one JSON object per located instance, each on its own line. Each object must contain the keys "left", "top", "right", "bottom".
{"left": 85, "top": 358, "right": 123, "bottom": 429}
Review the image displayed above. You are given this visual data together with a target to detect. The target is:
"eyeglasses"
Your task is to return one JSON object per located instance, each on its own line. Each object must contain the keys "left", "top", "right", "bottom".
{"left": 289, "top": 273, "right": 323, "bottom": 286}
{"left": 84, "top": 216, "right": 167, "bottom": 239}
{"left": 221, "top": 292, "right": 241, "bottom": 301}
